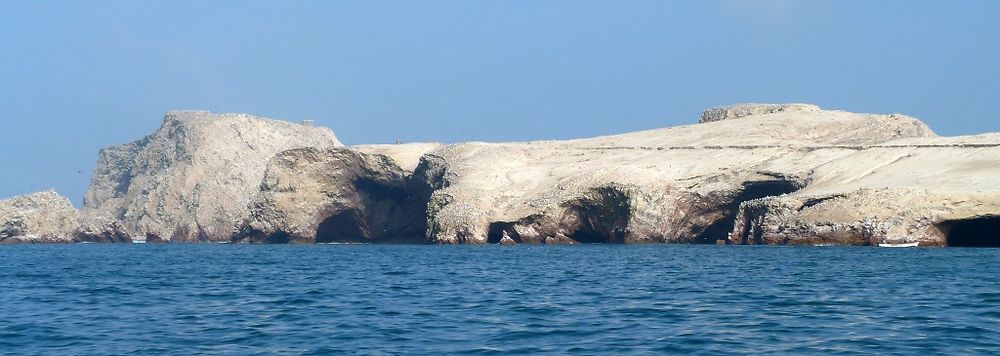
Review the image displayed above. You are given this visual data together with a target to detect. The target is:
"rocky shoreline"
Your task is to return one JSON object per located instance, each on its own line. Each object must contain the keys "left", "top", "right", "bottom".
{"left": 3, "top": 104, "right": 998, "bottom": 246}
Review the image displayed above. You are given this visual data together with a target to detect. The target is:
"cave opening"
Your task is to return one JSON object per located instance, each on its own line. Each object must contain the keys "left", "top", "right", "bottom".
{"left": 694, "top": 179, "right": 802, "bottom": 244}
{"left": 487, "top": 222, "right": 516, "bottom": 244}
{"left": 315, "top": 210, "right": 370, "bottom": 243}
{"left": 563, "top": 193, "right": 631, "bottom": 244}
{"left": 940, "top": 217, "right": 1000, "bottom": 247}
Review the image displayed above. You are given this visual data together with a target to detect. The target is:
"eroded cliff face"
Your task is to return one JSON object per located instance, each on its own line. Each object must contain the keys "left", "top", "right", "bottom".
{"left": 730, "top": 134, "right": 1000, "bottom": 246}
{"left": 234, "top": 146, "right": 429, "bottom": 243}
{"left": 82, "top": 111, "right": 342, "bottom": 242}
{"left": 417, "top": 104, "right": 938, "bottom": 244}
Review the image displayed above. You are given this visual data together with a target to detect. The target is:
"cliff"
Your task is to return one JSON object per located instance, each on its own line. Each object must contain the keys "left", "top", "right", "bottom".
{"left": 414, "top": 104, "right": 937, "bottom": 244}
{"left": 10, "top": 103, "right": 997, "bottom": 247}
{"left": 81, "top": 111, "right": 342, "bottom": 242}
{"left": 730, "top": 134, "right": 1000, "bottom": 246}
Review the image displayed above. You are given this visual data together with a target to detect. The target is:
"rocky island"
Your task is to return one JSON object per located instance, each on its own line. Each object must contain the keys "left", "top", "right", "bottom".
{"left": 2, "top": 104, "right": 998, "bottom": 246}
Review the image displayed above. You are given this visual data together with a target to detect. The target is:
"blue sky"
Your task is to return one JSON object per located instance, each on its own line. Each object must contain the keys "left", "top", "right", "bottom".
{"left": 2, "top": 0, "right": 999, "bottom": 205}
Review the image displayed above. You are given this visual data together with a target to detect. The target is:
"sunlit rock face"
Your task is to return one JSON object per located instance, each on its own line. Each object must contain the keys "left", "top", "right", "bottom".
{"left": 415, "top": 104, "right": 939, "bottom": 245}
{"left": 82, "top": 111, "right": 342, "bottom": 242}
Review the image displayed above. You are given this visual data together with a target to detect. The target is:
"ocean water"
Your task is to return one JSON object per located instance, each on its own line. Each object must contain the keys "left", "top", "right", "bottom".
{"left": 1, "top": 245, "right": 998, "bottom": 355}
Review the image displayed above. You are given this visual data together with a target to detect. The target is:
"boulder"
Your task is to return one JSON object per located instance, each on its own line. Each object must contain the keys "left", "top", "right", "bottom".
{"left": 81, "top": 111, "right": 341, "bottom": 242}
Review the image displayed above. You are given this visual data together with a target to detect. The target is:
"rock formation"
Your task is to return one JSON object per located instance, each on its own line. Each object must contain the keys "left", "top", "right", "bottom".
{"left": 82, "top": 111, "right": 341, "bottom": 242}
{"left": 235, "top": 146, "right": 431, "bottom": 243}
{"left": 0, "top": 190, "right": 130, "bottom": 243}
{"left": 8, "top": 103, "right": 998, "bottom": 247}
{"left": 730, "top": 134, "right": 1000, "bottom": 246}
{"left": 416, "top": 104, "right": 937, "bottom": 244}
{"left": 0, "top": 190, "right": 80, "bottom": 243}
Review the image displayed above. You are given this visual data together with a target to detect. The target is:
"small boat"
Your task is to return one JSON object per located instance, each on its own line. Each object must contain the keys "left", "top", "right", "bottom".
{"left": 132, "top": 240, "right": 146, "bottom": 244}
{"left": 878, "top": 242, "right": 919, "bottom": 248}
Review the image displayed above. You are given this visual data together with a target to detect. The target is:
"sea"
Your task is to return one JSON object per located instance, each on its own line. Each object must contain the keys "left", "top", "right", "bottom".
{"left": 1, "top": 244, "right": 998, "bottom": 355}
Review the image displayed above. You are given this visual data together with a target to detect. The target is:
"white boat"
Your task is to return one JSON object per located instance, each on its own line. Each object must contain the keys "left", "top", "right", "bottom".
{"left": 878, "top": 242, "right": 919, "bottom": 248}
{"left": 132, "top": 240, "right": 146, "bottom": 244}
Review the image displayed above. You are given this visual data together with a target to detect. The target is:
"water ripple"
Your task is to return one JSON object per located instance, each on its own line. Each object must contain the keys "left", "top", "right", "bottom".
{"left": 0, "top": 244, "right": 998, "bottom": 354}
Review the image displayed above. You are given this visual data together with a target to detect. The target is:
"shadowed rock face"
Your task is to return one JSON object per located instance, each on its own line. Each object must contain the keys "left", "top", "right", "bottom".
{"left": 82, "top": 111, "right": 341, "bottom": 242}
{"left": 234, "top": 147, "right": 428, "bottom": 244}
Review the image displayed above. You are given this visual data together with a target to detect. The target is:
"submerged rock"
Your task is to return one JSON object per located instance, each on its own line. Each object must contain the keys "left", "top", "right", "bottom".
{"left": 82, "top": 111, "right": 341, "bottom": 242}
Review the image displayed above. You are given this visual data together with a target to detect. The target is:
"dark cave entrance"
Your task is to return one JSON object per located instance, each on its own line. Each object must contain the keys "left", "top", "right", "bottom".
{"left": 487, "top": 222, "right": 516, "bottom": 244}
{"left": 564, "top": 187, "right": 631, "bottom": 244}
{"left": 940, "top": 217, "right": 1000, "bottom": 247}
{"left": 315, "top": 210, "right": 369, "bottom": 243}
{"left": 695, "top": 180, "right": 802, "bottom": 244}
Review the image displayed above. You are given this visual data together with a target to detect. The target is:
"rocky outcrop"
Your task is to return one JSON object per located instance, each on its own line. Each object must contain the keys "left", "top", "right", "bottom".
{"left": 0, "top": 190, "right": 80, "bottom": 243}
{"left": 82, "top": 111, "right": 341, "bottom": 242}
{"left": 700, "top": 103, "right": 821, "bottom": 123}
{"left": 417, "top": 105, "right": 938, "bottom": 244}
{"left": 234, "top": 146, "right": 428, "bottom": 243}
{"left": 0, "top": 190, "right": 131, "bottom": 243}
{"left": 729, "top": 134, "right": 1000, "bottom": 246}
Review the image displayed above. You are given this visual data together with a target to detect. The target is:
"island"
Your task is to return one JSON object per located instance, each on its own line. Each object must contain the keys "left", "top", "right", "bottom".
{"left": 2, "top": 104, "right": 998, "bottom": 247}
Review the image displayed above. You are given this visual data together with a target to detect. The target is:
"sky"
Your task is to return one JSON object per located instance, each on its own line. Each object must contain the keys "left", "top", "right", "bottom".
{"left": 2, "top": 0, "right": 999, "bottom": 206}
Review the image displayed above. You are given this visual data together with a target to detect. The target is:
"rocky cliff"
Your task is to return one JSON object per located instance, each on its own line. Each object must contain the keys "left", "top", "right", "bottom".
{"left": 730, "top": 134, "right": 1000, "bottom": 246}
{"left": 415, "top": 104, "right": 938, "bottom": 244}
{"left": 10, "top": 103, "right": 997, "bottom": 247}
{"left": 82, "top": 111, "right": 342, "bottom": 242}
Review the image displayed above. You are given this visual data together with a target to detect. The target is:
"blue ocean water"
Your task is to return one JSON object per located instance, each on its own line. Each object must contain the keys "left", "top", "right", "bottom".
{"left": 1, "top": 244, "right": 998, "bottom": 355}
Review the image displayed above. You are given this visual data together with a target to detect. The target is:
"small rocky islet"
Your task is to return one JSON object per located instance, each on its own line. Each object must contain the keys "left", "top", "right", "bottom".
{"left": 3, "top": 104, "right": 999, "bottom": 246}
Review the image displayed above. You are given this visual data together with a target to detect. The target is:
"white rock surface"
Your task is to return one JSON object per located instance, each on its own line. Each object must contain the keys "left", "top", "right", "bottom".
{"left": 417, "top": 104, "right": 938, "bottom": 244}
{"left": 82, "top": 111, "right": 342, "bottom": 242}
{"left": 730, "top": 134, "right": 1000, "bottom": 246}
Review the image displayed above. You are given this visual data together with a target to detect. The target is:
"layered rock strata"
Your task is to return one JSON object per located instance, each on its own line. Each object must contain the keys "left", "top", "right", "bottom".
{"left": 82, "top": 111, "right": 341, "bottom": 242}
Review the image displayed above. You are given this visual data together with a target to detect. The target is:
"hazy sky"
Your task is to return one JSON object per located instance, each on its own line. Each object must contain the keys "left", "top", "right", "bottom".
{"left": 2, "top": 0, "right": 999, "bottom": 205}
